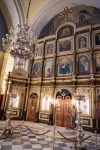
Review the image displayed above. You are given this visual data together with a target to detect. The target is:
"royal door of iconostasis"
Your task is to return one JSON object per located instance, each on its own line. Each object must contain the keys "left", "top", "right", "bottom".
{"left": 55, "top": 89, "right": 72, "bottom": 127}
{"left": 27, "top": 93, "right": 38, "bottom": 121}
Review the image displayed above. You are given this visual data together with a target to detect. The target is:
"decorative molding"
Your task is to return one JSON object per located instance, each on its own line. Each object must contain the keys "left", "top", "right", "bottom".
{"left": 10, "top": 68, "right": 27, "bottom": 78}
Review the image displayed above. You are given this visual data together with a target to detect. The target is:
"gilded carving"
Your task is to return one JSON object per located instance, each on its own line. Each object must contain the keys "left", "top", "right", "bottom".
{"left": 11, "top": 68, "right": 27, "bottom": 78}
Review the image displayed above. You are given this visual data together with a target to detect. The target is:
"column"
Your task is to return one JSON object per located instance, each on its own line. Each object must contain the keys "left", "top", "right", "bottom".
{"left": 91, "top": 86, "right": 96, "bottom": 118}
{"left": 90, "top": 50, "right": 94, "bottom": 76}
{"left": 72, "top": 52, "right": 76, "bottom": 81}
{"left": 72, "top": 85, "right": 76, "bottom": 128}
{"left": 34, "top": 86, "right": 41, "bottom": 123}
{"left": 3, "top": 80, "right": 12, "bottom": 119}
{"left": 0, "top": 82, "right": 8, "bottom": 119}
{"left": 91, "top": 85, "right": 96, "bottom": 130}
{"left": 23, "top": 78, "right": 30, "bottom": 120}
{"left": 72, "top": 52, "right": 76, "bottom": 75}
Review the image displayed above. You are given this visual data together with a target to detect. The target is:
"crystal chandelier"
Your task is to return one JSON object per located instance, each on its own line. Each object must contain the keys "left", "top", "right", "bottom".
{"left": 2, "top": 0, "right": 37, "bottom": 67}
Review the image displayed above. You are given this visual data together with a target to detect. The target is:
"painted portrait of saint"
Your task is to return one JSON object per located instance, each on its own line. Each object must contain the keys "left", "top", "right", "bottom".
{"left": 95, "top": 33, "right": 100, "bottom": 45}
{"left": 49, "top": 23, "right": 54, "bottom": 35}
{"left": 58, "top": 58, "right": 72, "bottom": 76}
{"left": 33, "top": 62, "right": 41, "bottom": 78}
{"left": 42, "top": 95, "right": 50, "bottom": 110}
{"left": 44, "top": 60, "right": 53, "bottom": 77}
{"left": 47, "top": 44, "right": 54, "bottom": 54}
{"left": 57, "top": 101, "right": 61, "bottom": 111}
{"left": 10, "top": 94, "right": 19, "bottom": 108}
{"left": 79, "top": 15, "right": 85, "bottom": 26}
{"left": 78, "top": 55, "right": 89, "bottom": 75}
{"left": 81, "top": 95, "right": 89, "bottom": 115}
{"left": 60, "top": 28, "right": 71, "bottom": 38}
{"left": 35, "top": 46, "right": 42, "bottom": 56}
{"left": 59, "top": 40, "right": 71, "bottom": 52}
{"left": 96, "top": 55, "right": 100, "bottom": 73}
{"left": 79, "top": 37, "right": 87, "bottom": 49}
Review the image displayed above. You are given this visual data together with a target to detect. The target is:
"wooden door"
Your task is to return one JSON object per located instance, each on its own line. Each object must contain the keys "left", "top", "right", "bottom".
{"left": 27, "top": 93, "right": 37, "bottom": 121}
{"left": 63, "top": 96, "right": 72, "bottom": 127}
{"left": 55, "top": 96, "right": 72, "bottom": 127}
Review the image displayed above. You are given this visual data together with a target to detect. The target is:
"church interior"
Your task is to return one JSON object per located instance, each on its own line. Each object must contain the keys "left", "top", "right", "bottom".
{"left": 0, "top": 0, "right": 100, "bottom": 149}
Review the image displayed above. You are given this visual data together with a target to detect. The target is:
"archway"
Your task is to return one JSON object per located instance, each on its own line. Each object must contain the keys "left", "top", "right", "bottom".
{"left": 27, "top": 93, "right": 38, "bottom": 121}
{"left": 55, "top": 89, "right": 72, "bottom": 127}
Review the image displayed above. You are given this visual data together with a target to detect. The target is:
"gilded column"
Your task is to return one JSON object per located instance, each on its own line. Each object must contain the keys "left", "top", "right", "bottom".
{"left": 72, "top": 85, "right": 77, "bottom": 128}
{"left": 23, "top": 78, "right": 30, "bottom": 120}
{"left": 91, "top": 85, "right": 96, "bottom": 118}
{"left": 72, "top": 52, "right": 76, "bottom": 81}
{"left": 4, "top": 80, "right": 12, "bottom": 111}
{"left": 2, "top": 80, "right": 12, "bottom": 119}
{"left": 90, "top": 50, "right": 94, "bottom": 77}
{"left": 34, "top": 86, "right": 41, "bottom": 123}
{"left": 72, "top": 52, "right": 76, "bottom": 75}
{"left": 0, "top": 82, "right": 8, "bottom": 119}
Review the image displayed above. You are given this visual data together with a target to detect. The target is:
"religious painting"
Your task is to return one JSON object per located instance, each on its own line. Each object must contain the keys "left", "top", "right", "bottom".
{"left": 49, "top": 22, "right": 54, "bottom": 35}
{"left": 59, "top": 39, "right": 71, "bottom": 52}
{"left": 29, "top": 93, "right": 38, "bottom": 109}
{"left": 57, "top": 57, "right": 72, "bottom": 76}
{"left": 95, "top": 33, "right": 100, "bottom": 45}
{"left": 57, "top": 37, "right": 74, "bottom": 55}
{"left": 42, "top": 95, "right": 51, "bottom": 110}
{"left": 57, "top": 25, "right": 74, "bottom": 39}
{"left": 95, "top": 53, "right": 100, "bottom": 73}
{"left": 47, "top": 44, "right": 54, "bottom": 54}
{"left": 76, "top": 33, "right": 90, "bottom": 52}
{"left": 44, "top": 59, "right": 54, "bottom": 77}
{"left": 10, "top": 94, "right": 19, "bottom": 108}
{"left": 66, "top": 102, "right": 70, "bottom": 113}
{"left": 45, "top": 40, "right": 56, "bottom": 56}
{"left": 92, "top": 30, "right": 100, "bottom": 49}
{"left": 60, "top": 28, "right": 71, "bottom": 38}
{"left": 35, "top": 44, "right": 44, "bottom": 57}
{"left": 79, "top": 37, "right": 87, "bottom": 49}
{"left": 27, "top": 92, "right": 38, "bottom": 121}
{"left": 79, "top": 15, "right": 85, "bottom": 26}
{"left": 81, "top": 95, "right": 89, "bottom": 115}
{"left": 33, "top": 62, "right": 41, "bottom": 78}
{"left": 57, "top": 101, "right": 61, "bottom": 111}
{"left": 78, "top": 55, "right": 89, "bottom": 75}
{"left": 76, "top": 88, "right": 91, "bottom": 116}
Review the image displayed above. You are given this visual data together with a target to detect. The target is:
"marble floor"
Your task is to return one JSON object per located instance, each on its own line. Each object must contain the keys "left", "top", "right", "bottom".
{"left": 0, "top": 121, "right": 100, "bottom": 150}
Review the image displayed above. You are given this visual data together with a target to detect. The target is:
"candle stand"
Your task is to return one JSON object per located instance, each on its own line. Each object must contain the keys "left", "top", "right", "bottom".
{"left": 73, "top": 92, "right": 88, "bottom": 150}
{"left": 0, "top": 104, "right": 13, "bottom": 139}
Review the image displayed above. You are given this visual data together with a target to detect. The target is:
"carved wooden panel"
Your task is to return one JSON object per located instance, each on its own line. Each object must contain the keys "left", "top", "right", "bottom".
{"left": 55, "top": 96, "right": 72, "bottom": 127}
{"left": 27, "top": 93, "right": 37, "bottom": 121}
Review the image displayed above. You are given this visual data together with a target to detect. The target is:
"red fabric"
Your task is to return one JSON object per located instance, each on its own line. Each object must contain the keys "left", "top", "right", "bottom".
{"left": 26, "top": 125, "right": 50, "bottom": 136}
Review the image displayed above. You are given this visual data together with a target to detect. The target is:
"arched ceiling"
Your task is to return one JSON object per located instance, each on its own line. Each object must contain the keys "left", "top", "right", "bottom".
{"left": 1, "top": 0, "right": 100, "bottom": 37}
{"left": 0, "top": 0, "right": 12, "bottom": 31}
{"left": 20, "top": 0, "right": 50, "bottom": 25}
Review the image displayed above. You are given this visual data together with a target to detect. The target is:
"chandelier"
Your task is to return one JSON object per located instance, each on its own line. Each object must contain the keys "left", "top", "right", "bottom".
{"left": 2, "top": 0, "right": 37, "bottom": 67}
